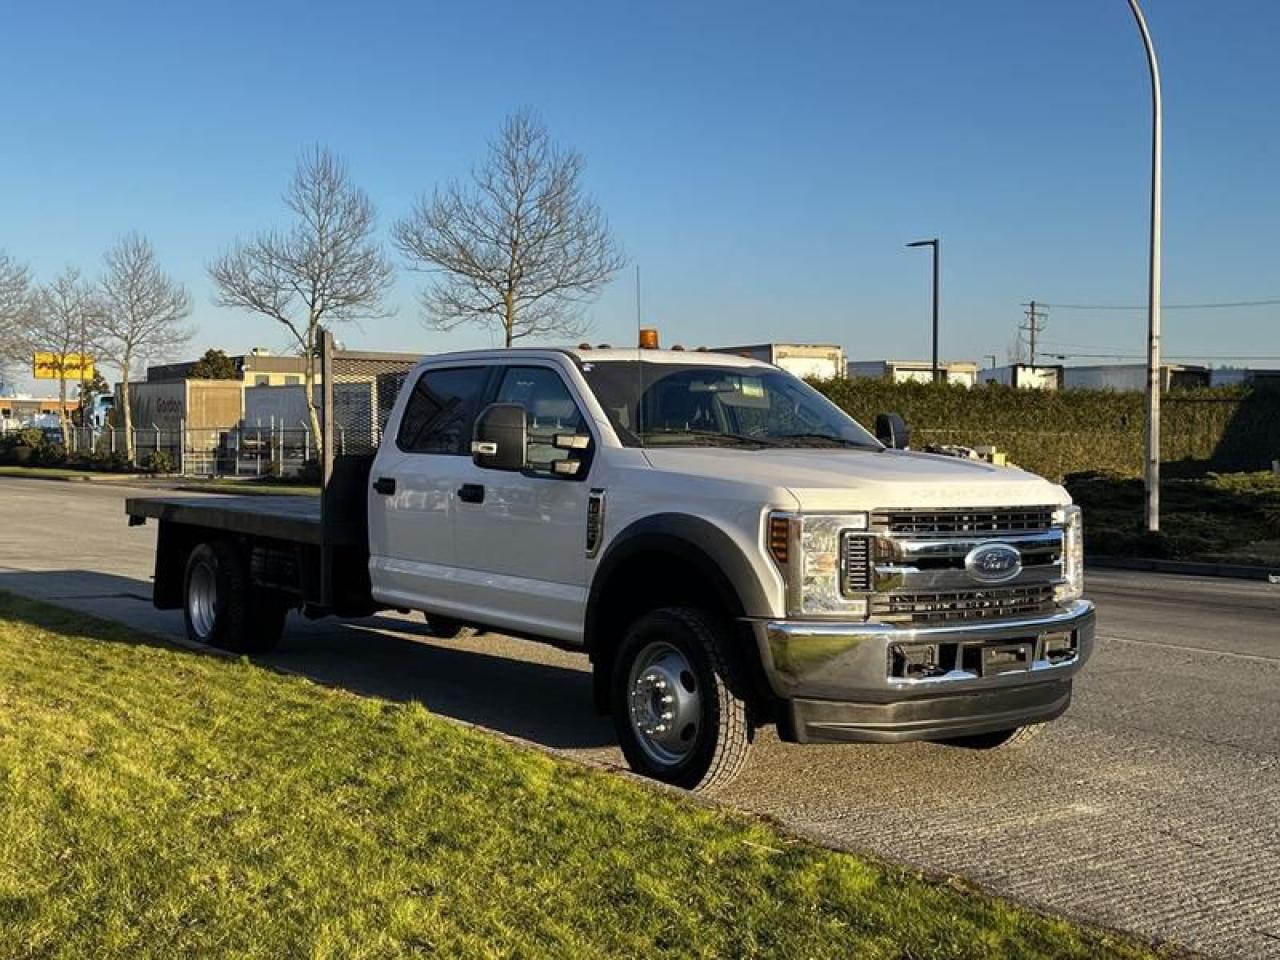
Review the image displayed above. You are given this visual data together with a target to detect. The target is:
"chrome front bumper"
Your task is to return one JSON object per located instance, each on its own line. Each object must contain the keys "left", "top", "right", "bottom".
{"left": 750, "top": 600, "right": 1096, "bottom": 744}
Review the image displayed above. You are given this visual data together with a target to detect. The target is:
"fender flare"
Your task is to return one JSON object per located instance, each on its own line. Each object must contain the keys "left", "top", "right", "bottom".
{"left": 585, "top": 513, "right": 772, "bottom": 712}
{"left": 585, "top": 513, "right": 770, "bottom": 651}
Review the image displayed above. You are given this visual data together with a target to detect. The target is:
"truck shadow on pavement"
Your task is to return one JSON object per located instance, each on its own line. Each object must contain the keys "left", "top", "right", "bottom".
{"left": 0, "top": 569, "right": 617, "bottom": 752}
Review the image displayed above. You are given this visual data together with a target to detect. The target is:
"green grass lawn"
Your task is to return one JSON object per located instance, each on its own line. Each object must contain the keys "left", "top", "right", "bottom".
{"left": 1068, "top": 470, "right": 1280, "bottom": 566}
{"left": 0, "top": 595, "right": 1170, "bottom": 960}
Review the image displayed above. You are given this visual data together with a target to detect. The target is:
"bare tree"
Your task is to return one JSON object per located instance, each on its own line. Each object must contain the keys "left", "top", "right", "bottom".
{"left": 209, "top": 146, "right": 394, "bottom": 449}
{"left": 24, "top": 268, "right": 104, "bottom": 446}
{"left": 394, "top": 111, "right": 626, "bottom": 347}
{"left": 0, "top": 251, "right": 31, "bottom": 383}
{"left": 97, "top": 234, "right": 193, "bottom": 462}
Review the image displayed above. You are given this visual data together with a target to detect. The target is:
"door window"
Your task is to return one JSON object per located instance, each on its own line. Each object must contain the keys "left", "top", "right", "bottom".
{"left": 397, "top": 367, "right": 488, "bottom": 455}
{"left": 494, "top": 366, "right": 588, "bottom": 473}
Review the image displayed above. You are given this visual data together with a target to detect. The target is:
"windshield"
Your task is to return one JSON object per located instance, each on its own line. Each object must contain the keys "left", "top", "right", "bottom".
{"left": 579, "top": 360, "right": 881, "bottom": 449}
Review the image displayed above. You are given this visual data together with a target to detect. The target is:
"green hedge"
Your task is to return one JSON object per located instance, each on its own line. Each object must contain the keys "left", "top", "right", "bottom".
{"left": 812, "top": 379, "right": 1280, "bottom": 482}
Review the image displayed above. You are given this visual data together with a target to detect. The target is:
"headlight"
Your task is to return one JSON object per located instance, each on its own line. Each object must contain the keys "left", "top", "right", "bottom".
{"left": 1054, "top": 504, "right": 1084, "bottom": 603}
{"left": 767, "top": 512, "right": 869, "bottom": 618}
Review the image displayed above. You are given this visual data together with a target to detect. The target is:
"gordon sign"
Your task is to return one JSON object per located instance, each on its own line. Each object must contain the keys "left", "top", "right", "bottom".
{"left": 32, "top": 352, "right": 95, "bottom": 381}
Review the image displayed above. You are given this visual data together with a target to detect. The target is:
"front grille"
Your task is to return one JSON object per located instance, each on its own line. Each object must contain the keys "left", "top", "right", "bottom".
{"left": 872, "top": 506, "right": 1055, "bottom": 537}
{"left": 871, "top": 584, "right": 1056, "bottom": 625}
{"left": 841, "top": 534, "right": 872, "bottom": 593}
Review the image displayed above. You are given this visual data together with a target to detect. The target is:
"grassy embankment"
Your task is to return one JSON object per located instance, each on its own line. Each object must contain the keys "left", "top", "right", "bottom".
{"left": 1067, "top": 470, "right": 1280, "bottom": 565}
{"left": 0, "top": 593, "right": 1170, "bottom": 960}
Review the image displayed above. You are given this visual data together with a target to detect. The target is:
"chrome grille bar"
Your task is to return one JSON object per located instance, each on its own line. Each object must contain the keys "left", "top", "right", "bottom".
{"left": 872, "top": 506, "right": 1055, "bottom": 537}
{"left": 872, "top": 584, "right": 1057, "bottom": 625}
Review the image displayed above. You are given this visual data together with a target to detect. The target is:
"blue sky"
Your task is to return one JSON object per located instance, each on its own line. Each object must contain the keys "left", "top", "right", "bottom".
{"left": 2, "top": 0, "right": 1277, "bottom": 387}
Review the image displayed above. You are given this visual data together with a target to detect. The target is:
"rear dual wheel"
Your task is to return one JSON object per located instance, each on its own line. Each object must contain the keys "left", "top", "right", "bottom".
{"left": 183, "top": 541, "right": 289, "bottom": 654}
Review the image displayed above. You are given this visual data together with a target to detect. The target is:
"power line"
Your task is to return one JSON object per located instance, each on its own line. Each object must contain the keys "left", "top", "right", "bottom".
{"left": 1042, "top": 298, "right": 1280, "bottom": 311}
{"left": 1041, "top": 351, "right": 1280, "bottom": 361}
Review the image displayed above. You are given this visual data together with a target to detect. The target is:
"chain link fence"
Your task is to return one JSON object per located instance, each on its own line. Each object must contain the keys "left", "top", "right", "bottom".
{"left": 2, "top": 341, "right": 422, "bottom": 479}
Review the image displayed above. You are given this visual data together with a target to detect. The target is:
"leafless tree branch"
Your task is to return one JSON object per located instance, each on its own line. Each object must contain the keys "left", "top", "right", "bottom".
{"left": 393, "top": 111, "right": 626, "bottom": 347}
{"left": 21, "top": 267, "right": 106, "bottom": 445}
{"left": 0, "top": 251, "right": 32, "bottom": 379}
{"left": 97, "top": 233, "right": 194, "bottom": 461}
{"left": 208, "top": 145, "right": 395, "bottom": 448}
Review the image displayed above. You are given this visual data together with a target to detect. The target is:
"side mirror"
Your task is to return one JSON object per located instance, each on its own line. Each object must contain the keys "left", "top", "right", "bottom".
{"left": 472, "top": 403, "right": 527, "bottom": 471}
{"left": 875, "top": 412, "right": 910, "bottom": 450}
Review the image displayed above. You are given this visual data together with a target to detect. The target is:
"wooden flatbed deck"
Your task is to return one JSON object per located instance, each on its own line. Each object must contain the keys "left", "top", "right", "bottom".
{"left": 124, "top": 495, "right": 361, "bottom": 546}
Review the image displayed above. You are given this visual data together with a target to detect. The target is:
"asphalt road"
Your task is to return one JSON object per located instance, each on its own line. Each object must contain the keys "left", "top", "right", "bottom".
{"left": 1, "top": 476, "right": 1277, "bottom": 958}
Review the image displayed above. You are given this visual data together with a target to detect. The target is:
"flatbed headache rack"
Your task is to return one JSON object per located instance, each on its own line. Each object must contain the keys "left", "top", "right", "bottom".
{"left": 127, "top": 331, "right": 421, "bottom": 617}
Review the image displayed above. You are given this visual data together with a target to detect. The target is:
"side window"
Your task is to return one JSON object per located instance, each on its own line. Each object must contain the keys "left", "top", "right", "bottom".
{"left": 494, "top": 366, "right": 587, "bottom": 473}
{"left": 397, "top": 366, "right": 487, "bottom": 455}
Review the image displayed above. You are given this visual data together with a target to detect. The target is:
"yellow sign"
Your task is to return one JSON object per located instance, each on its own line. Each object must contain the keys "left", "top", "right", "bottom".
{"left": 32, "top": 352, "right": 95, "bottom": 380}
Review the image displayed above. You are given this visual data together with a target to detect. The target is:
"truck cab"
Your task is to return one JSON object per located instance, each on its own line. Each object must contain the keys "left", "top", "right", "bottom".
{"left": 363, "top": 346, "right": 1094, "bottom": 790}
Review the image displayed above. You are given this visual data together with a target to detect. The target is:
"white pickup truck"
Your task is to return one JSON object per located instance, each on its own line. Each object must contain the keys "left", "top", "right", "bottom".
{"left": 127, "top": 344, "right": 1094, "bottom": 791}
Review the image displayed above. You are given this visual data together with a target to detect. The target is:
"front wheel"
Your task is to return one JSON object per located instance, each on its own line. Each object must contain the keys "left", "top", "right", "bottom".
{"left": 610, "top": 607, "right": 751, "bottom": 793}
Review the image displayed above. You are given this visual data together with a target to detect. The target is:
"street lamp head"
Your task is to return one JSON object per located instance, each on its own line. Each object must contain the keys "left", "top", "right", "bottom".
{"left": 906, "top": 238, "right": 938, "bottom": 249}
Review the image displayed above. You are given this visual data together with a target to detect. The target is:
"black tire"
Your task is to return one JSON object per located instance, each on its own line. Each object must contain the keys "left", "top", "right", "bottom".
{"left": 940, "top": 724, "right": 1045, "bottom": 750}
{"left": 183, "top": 541, "right": 288, "bottom": 654}
{"left": 610, "top": 607, "right": 751, "bottom": 793}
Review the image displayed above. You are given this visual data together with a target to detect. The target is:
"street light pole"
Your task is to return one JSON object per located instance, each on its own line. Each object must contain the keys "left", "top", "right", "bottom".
{"left": 1127, "top": 0, "right": 1162, "bottom": 533}
{"left": 907, "top": 238, "right": 941, "bottom": 383}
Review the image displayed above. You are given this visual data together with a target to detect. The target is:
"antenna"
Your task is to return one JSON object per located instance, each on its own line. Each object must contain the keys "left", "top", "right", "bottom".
{"left": 635, "top": 263, "right": 644, "bottom": 447}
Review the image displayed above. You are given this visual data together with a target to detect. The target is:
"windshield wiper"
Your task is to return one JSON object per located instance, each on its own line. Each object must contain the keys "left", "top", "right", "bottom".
{"left": 770, "top": 433, "right": 876, "bottom": 449}
{"left": 641, "top": 428, "right": 778, "bottom": 448}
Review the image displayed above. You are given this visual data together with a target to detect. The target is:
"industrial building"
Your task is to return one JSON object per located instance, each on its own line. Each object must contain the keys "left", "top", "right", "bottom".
{"left": 145, "top": 347, "right": 309, "bottom": 387}
{"left": 847, "top": 359, "right": 980, "bottom": 388}
{"left": 713, "top": 343, "right": 845, "bottom": 380}
{"left": 1062, "top": 363, "right": 1210, "bottom": 392}
{"left": 982, "top": 364, "right": 1065, "bottom": 390}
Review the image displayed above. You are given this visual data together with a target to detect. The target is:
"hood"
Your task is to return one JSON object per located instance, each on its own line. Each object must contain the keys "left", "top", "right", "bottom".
{"left": 640, "top": 447, "right": 1067, "bottom": 511}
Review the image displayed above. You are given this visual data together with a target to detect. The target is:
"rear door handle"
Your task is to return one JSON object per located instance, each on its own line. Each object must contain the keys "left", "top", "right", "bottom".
{"left": 457, "top": 483, "right": 485, "bottom": 504}
{"left": 372, "top": 476, "right": 396, "bottom": 495}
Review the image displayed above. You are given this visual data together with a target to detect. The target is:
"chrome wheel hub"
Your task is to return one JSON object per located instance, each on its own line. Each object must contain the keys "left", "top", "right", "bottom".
{"left": 188, "top": 561, "right": 217, "bottom": 640}
{"left": 628, "top": 641, "right": 702, "bottom": 767}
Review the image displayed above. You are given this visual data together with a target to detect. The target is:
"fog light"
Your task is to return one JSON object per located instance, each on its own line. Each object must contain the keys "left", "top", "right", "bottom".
{"left": 1042, "top": 631, "right": 1077, "bottom": 664}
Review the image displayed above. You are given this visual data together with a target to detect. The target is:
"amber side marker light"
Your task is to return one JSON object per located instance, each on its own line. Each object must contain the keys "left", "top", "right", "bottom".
{"left": 768, "top": 515, "right": 790, "bottom": 565}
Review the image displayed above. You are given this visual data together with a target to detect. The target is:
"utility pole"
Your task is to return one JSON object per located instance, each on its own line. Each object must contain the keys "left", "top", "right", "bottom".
{"left": 1019, "top": 301, "right": 1049, "bottom": 364}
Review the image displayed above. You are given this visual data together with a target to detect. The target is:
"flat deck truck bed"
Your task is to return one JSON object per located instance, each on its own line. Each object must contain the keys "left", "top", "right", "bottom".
{"left": 125, "top": 492, "right": 375, "bottom": 617}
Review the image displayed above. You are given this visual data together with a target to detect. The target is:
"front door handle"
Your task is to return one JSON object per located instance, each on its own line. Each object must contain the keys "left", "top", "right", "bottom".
{"left": 458, "top": 483, "right": 485, "bottom": 504}
{"left": 372, "top": 476, "right": 396, "bottom": 495}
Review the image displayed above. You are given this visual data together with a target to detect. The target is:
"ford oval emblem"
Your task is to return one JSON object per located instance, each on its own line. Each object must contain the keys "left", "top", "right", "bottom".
{"left": 965, "top": 542, "right": 1023, "bottom": 584}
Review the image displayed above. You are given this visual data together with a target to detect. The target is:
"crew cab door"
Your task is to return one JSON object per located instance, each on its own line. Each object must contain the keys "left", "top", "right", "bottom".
{"left": 367, "top": 364, "right": 489, "bottom": 612}
{"left": 451, "top": 363, "right": 595, "bottom": 643}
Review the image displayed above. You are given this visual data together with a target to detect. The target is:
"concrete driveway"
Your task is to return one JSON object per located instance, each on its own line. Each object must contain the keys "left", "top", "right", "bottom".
{"left": 1, "top": 476, "right": 1277, "bottom": 958}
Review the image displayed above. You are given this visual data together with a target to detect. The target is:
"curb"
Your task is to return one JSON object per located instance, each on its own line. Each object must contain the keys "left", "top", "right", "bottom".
{"left": 0, "top": 470, "right": 149, "bottom": 484}
{"left": 1088, "top": 555, "right": 1280, "bottom": 582}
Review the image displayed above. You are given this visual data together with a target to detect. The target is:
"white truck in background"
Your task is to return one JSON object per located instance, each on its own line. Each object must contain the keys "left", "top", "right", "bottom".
{"left": 127, "top": 341, "right": 1094, "bottom": 792}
